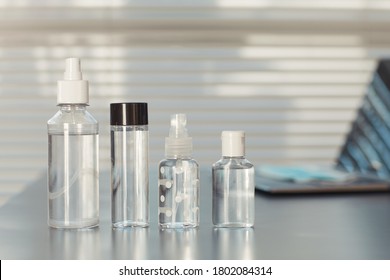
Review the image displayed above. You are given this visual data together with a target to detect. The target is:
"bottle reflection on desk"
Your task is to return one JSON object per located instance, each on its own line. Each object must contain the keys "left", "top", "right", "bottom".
{"left": 212, "top": 228, "right": 254, "bottom": 259}
{"left": 159, "top": 228, "right": 199, "bottom": 259}
{"left": 111, "top": 227, "right": 149, "bottom": 259}
{"left": 49, "top": 227, "right": 100, "bottom": 259}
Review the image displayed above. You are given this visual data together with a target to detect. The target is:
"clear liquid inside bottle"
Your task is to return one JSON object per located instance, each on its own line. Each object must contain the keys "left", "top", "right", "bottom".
{"left": 158, "top": 158, "right": 200, "bottom": 229}
{"left": 111, "top": 125, "right": 149, "bottom": 228}
{"left": 212, "top": 157, "right": 254, "bottom": 228}
{"left": 47, "top": 104, "right": 99, "bottom": 229}
{"left": 48, "top": 133, "right": 99, "bottom": 228}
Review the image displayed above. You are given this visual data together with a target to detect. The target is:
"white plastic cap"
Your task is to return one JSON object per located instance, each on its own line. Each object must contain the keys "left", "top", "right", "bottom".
{"left": 221, "top": 131, "right": 245, "bottom": 157}
{"left": 57, "top": 58, "right": 89, "bottom": 104}
{"left": 165, "top": 114, "right": 193, "bottom": 158}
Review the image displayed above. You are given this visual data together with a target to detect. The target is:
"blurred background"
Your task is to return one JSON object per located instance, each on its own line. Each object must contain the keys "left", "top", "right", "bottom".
{"left": 1, "top": 0, "right": 390, "bottom": 206}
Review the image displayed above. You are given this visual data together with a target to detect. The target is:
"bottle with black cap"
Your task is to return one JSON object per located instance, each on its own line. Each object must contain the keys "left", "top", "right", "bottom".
{"left": 110, "top": 102, "right": 149, "bottom": 228}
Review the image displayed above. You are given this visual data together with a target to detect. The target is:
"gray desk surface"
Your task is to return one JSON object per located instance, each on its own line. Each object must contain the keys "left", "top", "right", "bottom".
{"left": 1, "top": 169, "right": 390, "bottom": 260}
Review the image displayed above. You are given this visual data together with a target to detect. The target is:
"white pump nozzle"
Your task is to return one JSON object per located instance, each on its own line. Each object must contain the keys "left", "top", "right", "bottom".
{"left": 165, "top": 113, "right": 193, "bottom": 158}
{"left": 57, "top": 57, "right": 89, "bottom": 104}
{"left": 64, "top": 58, "right": 82, "bottom": 80}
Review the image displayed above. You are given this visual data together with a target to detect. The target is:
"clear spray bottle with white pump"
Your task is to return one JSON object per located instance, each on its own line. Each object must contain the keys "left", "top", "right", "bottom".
{"left": 212, "top": 131, "right": 254, "bottom": 228}
{"left": 47, "top": 58, "right": 99, "bottom": 229}
{"left": 158, "top": 114, "right": 200, "bottom": 229}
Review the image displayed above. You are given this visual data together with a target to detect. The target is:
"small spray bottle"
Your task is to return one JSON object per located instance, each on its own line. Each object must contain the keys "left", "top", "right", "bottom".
{"left": 47, "top": 58, "right": 99, "bottom": 229}
{"left": 158, "top": 114, "right": 200, "bottom": 229}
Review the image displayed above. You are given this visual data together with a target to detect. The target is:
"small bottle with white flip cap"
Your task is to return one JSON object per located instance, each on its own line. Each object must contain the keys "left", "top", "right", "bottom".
{"left": 212, "top": 131, "right": 254, "bottom": 228}
{"left": 158, "top": 114, "right": 200, "bottom": 229}
{"left": 47, "top": 58, "right": 99, "bottom": 229}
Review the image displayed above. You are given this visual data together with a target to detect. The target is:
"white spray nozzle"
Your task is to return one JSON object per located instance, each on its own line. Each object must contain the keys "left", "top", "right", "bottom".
{"left": 165, "top": 113, "right": 193, "bottom": 158}
{"left": 64, "top": 58, "right": 82, "bottom": 80}
{"left": 57, "top": 57, "right": 89, "bottom": 104}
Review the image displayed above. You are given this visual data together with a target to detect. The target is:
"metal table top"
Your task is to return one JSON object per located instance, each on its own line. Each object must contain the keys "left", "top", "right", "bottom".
{"left": 1, "top": 169, "right": 390, "bottom": 259}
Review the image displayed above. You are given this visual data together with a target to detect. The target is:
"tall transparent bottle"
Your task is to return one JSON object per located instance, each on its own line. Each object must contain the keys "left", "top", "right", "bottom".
{"left": 212, "top": 131, "right": 254, "bottom": 228}
{"left": 110, "top": 102, "right": 149, "bottom": 228}
{"left": 158, "top": 114, "right": 200, "bottom": 229}
{"left": 47, "top": 58, "right": 99, "bottom": 229}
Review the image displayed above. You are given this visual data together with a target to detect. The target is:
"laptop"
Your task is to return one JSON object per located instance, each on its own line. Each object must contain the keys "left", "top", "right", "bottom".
{"left": 255, "top": 164, "right": 390, "bottom": 194}
{"left": 255, "top": 59, "right": 390, "bottom": 194}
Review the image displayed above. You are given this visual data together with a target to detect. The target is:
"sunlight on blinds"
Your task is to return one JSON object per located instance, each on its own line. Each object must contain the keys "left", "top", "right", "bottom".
{"left": 1, "top": 0, "right": 390, "bottom": 205}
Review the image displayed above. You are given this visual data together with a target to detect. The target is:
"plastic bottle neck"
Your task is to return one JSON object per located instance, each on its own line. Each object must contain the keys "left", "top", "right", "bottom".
{"left": 166, "top": 154, "right": 192, "bottom": 160}
{"left": 222, "top": 155, "right": 245, "bottom": 159}
{"left": 58, "top": 104, "right": 87, "bottom": 111}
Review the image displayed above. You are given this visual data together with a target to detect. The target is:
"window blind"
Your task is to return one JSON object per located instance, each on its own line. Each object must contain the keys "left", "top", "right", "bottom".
{"left": 1, "top": 0, "right": 389, "bottom": 205}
